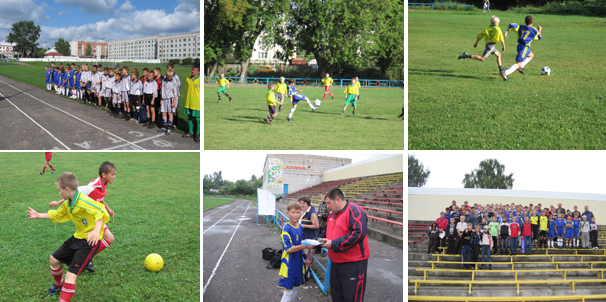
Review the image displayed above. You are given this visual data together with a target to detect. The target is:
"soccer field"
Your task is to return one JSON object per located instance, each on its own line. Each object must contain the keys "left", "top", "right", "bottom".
{"left": 0, "top": 152, "right": 200, "bottom": 301}
{"left": 204, "top": 85, "right": 404, "bottom": 149}
{"left": 408, "top": 11, "right": 606, "bottom": 149}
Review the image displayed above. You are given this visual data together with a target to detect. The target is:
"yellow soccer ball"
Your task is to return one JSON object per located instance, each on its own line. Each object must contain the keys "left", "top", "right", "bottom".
{"left": 145, "top": 253, "right": 164, "bottom": 272}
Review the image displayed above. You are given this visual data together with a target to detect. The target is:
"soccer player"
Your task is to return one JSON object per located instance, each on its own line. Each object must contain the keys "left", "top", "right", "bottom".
{"left": 555, "top": 213, "right": 566, "bottom": 248}
{"left": 67, "top": 65, "right": 76, "bottom": 99}
{"left": 166, "top": 63, "right": 181, "bottom": 130}
{"left": 80, "top": 64, "right": 92, "bottom": 105}
{"left": 503, "top": 15, "right": 542, "bottom": 80}
{"left": 354, "top": 76, "right": 361, "bottom": 101}
{"left": 458, "top": 15, "right": 506, "bottom": 79}
{"left": 90, "top": 65, "right": 99, "bottom": 104}
{"left": 398, "top": 105, "right": 404, "bottom": 121}
{"left": 100, "top": 67, "right": 110, "bottom": 110}
{"left": 41, "top": 152, "right": 56, "bottom": 175}
{"left": 278, "top": 201, "right": 311, "bottom": 302}
{"left": 216, "top": 73, "right": 232, "bottom": 103}
{"left": 57, "top": 67, "right": 65, "bottom": 96}
{"left": 183, "top": 64, "right": 200, "bottom": 142}
{"left": 27, "top": 172, "right": 110, "bottom": 302}
{"left": 112, "top": 73, "right": 124, "bottom": 118}
{"left": 52, "top": 67, "right": 60, "bottom": 93}
{"left": 74, "top": 66, "right": 82, "bottom": 100}
{"left": 143, "top": 71, "right": 158, "bottom": 129}
{"left": 121, "top": 67, "right": 132, "bottom": 121}
{"left": 321, "top": 73, "right": 335, "bottom": 101}
{"left": 286, "top": 78, "right": 317, "bottom": 122}
{"left": 263, "top": 82, "right": 283, "bottom": 125}
{"left": 572, "top": 212, "right": 581, "bottom": 248}
{"left": 105, "top": 69, "right": 115, "bottom": 112}
{"left": 158, "top": 70, "right": 179, "bottom": 135}
{"left": 341, "top": 78, "right": 358, "bottom": 115}
{"left": 129, "top": 70, "right": 143, "bottom": 124}
{"left": 45, "top": 66, "right": 52, "bottom": 91}
{"left": 275, "top": 77, "right": 288, "bottom": 112}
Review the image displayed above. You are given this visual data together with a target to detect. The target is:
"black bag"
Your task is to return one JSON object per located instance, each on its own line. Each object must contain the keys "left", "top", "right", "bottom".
{"left": 302, "top": 267, "right": 313, "bottom": 284}
{"left": 267, "top": 250, "right": 282, "bottom": 269}
{"left": 262, "top": 247, "right": 277, "bottom": 261}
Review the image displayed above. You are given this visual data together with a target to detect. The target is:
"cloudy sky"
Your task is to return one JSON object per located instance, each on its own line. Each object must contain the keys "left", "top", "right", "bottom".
{"left": 0, "top": 0, "right": 200, "bottom": 49}
{"left": 410, "top": 151, "right": 606, "bottom": 195}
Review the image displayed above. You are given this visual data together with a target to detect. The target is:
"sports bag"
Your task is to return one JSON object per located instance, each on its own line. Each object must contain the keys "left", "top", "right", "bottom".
{"left": 262, "top": 247, "right": 277, "bottom": 261}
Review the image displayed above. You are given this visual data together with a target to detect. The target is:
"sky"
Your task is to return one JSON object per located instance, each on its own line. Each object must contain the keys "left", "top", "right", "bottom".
{"left": 203, "top": 151, "right": 389, "bottom": 182}
{"left": 409, "top": 151, "right": 606, "bottom": 195}
{"left": 0, "top": 0, "right": 200, "bottom": 49}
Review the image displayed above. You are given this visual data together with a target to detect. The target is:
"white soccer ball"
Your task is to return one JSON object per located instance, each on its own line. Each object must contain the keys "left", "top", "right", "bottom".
{"left": 314, "top": 99, "right": 321, "bottom": 106}
{"left": 541, "top": 66, "right": 551, "bottom": 76}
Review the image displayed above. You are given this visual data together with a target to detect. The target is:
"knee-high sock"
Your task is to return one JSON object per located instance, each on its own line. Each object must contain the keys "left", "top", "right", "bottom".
{"left": 59, "top": 283, "right": 75, "bottom": 302}
{"left": 194, "top": 117, "right": 200, "bottom": 135}
{"left": 306, "top": 99, "right": 315, "bottom": 109}
{"left": 520, "top": 57, "right": 532, "bottom": 68}
{"left": 50, "top": 266, "right": 63, "bottom": 287}
{"left": 94, "top": 238, "right": 111, "bottom": 255}
{"left": 505, "top": 64, "right": 519, "bottom": 76}
{"left": 289, "top": 108, "right": 296, "bottom": 118}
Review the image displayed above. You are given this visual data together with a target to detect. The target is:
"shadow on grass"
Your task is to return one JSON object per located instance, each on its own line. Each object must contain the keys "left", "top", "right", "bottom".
{"left": 222, "top": 116, "right": 268, "bottom": 124}
{"left": 409, "top": 69, "right": 494, "bottom": 80}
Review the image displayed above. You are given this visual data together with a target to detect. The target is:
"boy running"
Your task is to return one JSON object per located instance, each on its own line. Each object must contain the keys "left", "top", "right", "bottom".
{"left": 286, "top": 78, "right": 318, "bottom": 122}
{"left": 27, "top": 172, "right": 110, "bottom": 302}
{"left": 321, "top": 73, "right": 335, "bottom": 101}
{"left": 216, "top": 73, "right": 232, "bottom": 103}
{"left": 503, "top": 15, "right": 543, "bottom": 80}
{"left": 341, "top": 78, "right": 358, "bottom": 115}
{"left": 275, "top": 77, "right": 287, "bottom": 112}
{"left": 41, "top": 152, "right": 56, "bottom": 175}
{"left": 458, "top": 15, "right": 506, "bottom": 79}
{"left": 263, "top": 83, "right": 283, "bottom": 125}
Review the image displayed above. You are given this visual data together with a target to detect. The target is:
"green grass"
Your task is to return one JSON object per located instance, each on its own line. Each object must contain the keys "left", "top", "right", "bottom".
{"left": 0, "top": 152, "right": 199, "bottom": 301}
{"left": 408, "top": 11, "right": 606, "bottom": 149}
{"left": 203, "top": 198, "right": 235, "bottom": 211}
{"left": 204, "top": 85, "right": 404, "bottom": 149}
{"left": 0, "top": 62, "right": 195, "bottom": 130}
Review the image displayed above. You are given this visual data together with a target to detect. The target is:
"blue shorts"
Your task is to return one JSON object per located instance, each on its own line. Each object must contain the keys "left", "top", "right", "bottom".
{"left": 556, "top": 228, "right": 564, "bottom": 238}
{"left": 85, "top": 82, "right": 91, "bottom": 91}
{"left": 565, "top": 228, "right": 574, "bottom": 239}
{"left": 574, "top": 228, "right": 580, "bottom": 238}
{"left": 516, "top": 43, "right": 532, "bottom": 62}
{"left": 268, "top": 105, "right": 276, "bottom": 115}
{"left": 548, "top": 228, "right": 555, "bottom": 238}
{"left": 278, "top": 274, "right": 302, "bottom": 290}
{"left": 292, "top": 94, "right": 305, "bottom": 101}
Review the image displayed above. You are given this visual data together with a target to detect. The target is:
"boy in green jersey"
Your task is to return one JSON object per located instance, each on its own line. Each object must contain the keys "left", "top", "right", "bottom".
{"left": 458, "top": 15, "right": 507, "bottom": 80}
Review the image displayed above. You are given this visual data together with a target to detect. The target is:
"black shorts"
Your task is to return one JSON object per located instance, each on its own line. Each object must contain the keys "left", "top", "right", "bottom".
{"left": 532, "top": 224, "right": 539, "bottom": 238}
{"left": 540, "top": 230, "right": 547, "bottom": 237}
{"left": 144, "top": 94, "right": 153, "bottom": 107}
{"left": 130, "top": 94, "right": 142, "bottom": 106}
{"left": 268, "top": 105, "right": 276, "bottom": 115}
{"left": 156, "top": 89, "right": 162, "bottom": 108}
{"left": 52, "top": 236, "right": 100, "bottom": 276}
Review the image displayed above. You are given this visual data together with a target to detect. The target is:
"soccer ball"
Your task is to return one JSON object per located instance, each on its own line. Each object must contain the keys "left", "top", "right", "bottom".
{"left": 145, "top": 253, "right": 164, "bottom": 272}
{"left": 541, "top": 66, "right": 551, "bottom": 75}
{"left": 314, "top": 99, "right": 321, "bottom": 106}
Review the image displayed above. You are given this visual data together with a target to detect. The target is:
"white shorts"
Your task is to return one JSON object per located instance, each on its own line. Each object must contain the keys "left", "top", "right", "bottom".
{"left": 92, "top": 85, "right": 100, "bottom": 94}
{"left": 103, "top": 88, "right": 112, "bottom": 98}
{"left": 161, "top": 98, "right": 178, "bottom": 113}
{"left": 482, "top": 43, "right": 499, "bottom": 58}
{"left": 113, "top": 93, "right": 122, "bottom": 104}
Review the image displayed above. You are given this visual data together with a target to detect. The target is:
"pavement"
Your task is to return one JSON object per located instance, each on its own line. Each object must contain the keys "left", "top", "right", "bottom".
{"left": 0, "top": 75, "right": 200, "bottom": 150}
{"left": 203, "top": 199, "right": 404, "bottom": 302}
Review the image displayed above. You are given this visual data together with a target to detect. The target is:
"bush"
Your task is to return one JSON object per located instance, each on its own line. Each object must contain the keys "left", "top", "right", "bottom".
{"left": 181, "top": 57, "right": 193, "bottom": 65}
{"left": 168, "top": 59, "right": 181, "bottom": 66}
{"left": 510, "top": 0, "right": 606, "bottom": 16}
{"left": 193, "top": 58, "right": 200, "bottom": 66}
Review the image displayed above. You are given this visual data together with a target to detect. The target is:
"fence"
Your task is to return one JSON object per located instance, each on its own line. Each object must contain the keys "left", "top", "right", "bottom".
{"left": 205, "top": 76, "right": 404, "bottom": 89}
{"left": 408, "top": 2, "right": 475, "bottom": 9}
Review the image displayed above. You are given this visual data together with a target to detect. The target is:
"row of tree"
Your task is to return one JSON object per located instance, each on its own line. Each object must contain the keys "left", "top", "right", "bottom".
{"left": 408, "top": 155, "right": 515, "bottom": 189}
{"left": 203, "top": 171, "right": 264, "bottom": 196}
{"left": 204, "top": 0, "right": 404, "bottom": 79}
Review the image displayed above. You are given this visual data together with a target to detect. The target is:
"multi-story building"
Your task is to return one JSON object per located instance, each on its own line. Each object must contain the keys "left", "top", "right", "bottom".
{"left": 0, "top": 42, "right": 17, "bottom": 58}
{"left": 69, "top": 41, "right": 108, "bottom": 59}
{"left": 108, "top": 31, "right": 200, "bottom": 62}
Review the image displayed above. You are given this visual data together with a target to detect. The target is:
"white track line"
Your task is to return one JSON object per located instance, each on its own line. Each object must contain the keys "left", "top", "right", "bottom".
{"left": 202, "top": 198, "right": 242, "bottom": 219}
{"left": 0, "top": 91, "right": 71, "bottom": 149}
{"left": 0, "top": 79, "right": 145, "bottom": 150}
{"left": 202, "top": 201, "right": 245, "bottom": 235}
{"left": 203, "top": 200, "right": 251, "bottom": 295}
{"left": 103, "top": 133, "right": 167, "bottom": 150}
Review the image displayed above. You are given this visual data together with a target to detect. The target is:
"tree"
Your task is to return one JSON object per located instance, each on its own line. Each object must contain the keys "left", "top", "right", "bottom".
{"left": 371, "top": 0, "right": 404, "bottom": 79}
{"left": 36, "top": 48, "right": 47, "bottom": 58}
{"left": 169, "top": 59, "right": 181, "bottom": 65}
{"left": 462, "top": 159, "right": 514, "bottom": 189}
{"left": 85, "top": 43, "right": 93, "bottom": 56}
{"left": 182, "top": 57, "right": 193, "bottom": 65}
{"left": 6, "top": 20, "right": 41, "bottom": 58}
{"left": 408, "top": 154, "right": 430, "bottom": 187}
{"left": 54, "top": 38, "right": 70, "bottom": 56}
{"left": 101, "top": 54, "right": 107, "bottom": 59}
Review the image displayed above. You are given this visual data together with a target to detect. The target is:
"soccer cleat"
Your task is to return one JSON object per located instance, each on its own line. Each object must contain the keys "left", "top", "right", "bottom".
{"left": 340, "top": 112, "right": 344, "bottom": 115}
{"left": 147, "top": 122, "right": 156, "bottom": 129}
{"left": 194, "top": 135, "right": 200, "bottom": 142}
{"left": 398, "top": 113, "right": 404, "bottom": 118}
{"left": 165, "top": 129, "right": 171, "bottom": 135}
{"left": 129, "top": 118, "right": 136, "bottom": 122}
{"left": 134, "top": 120, "right": 139, "bottom": 125}
{"left": 46, "top": 284, "right": 62, "bottom": 296}
{"left": 263, "top": 117, "right": 268, "bottom": 123}
{"left": 501, "top": 72, "right": 508, "bottom": 81}
{"left": 518, "top": 68, "right": 525, "bottom": 75}
{"left": 86, "top": 261, "right": 95, "bottom": 273}
{"left": 157, "top": 127, "right": 166, "bottom": 132}
{"left": 228, "top": 97, "right": 232, "bottom": 102}
{"left": 182, "top": 133, "right": 192, "bottom": 138}
{"left": 40, "top": 171, "right": 44, "bottom": 175}
{"left": 51, "top": 169, "right": 55, "bottom": 174}
{"left": 458, "top": 52, "right": 469, "bottom": 59}
{"left": 81, "top": 100, "right": 86, "bottom": 104}
{"left": 287, "top": 117, "right": 292, "bottom": 122}
{"left": 217, "top": 99, "right": 221, "bottom": 103}
{"left": 332, "top": 95, "right": 334, "bottom": 100}
{"left": 353, "top": 112, "right": 356, "bottom": 115}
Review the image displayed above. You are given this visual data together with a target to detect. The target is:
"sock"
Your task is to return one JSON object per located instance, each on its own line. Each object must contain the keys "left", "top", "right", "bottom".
{"left": 194, "top": 117, "right": 200, "bottom": 135}
{"left": 289, "top": 108, "right": 295, "bottom": 118}
{"left": 168, "top": 120, "right": 173, "bottom": 126}
{"left": 353, "top": 110, "right": 356, "bottom": 114}
{"left": 280, "top": 290, "right": 293, "bottom": 302}
{"left": 188, "top": 118, "right": 194, "bottom": 134}
{"left": 49, "top": 164, "right": 54, "bottom": 170}
{"left": 306, "top": 99, "right": 314, "bottom": 109}
{"left": 291, "top": 289, "right": 298, "bottom": 302}
{"left": 323, "top": 94, "right": 326, "bottom": 100}
{"left": 50, "top": 266, "right": 63, "bottom": 287}
{"left": 43, "top": 166, "right": 47, "bottom": 172}
{"left": 505, "top": 64, "right": 518, "bottom": 76}
{"left": 217, "top": 92, "right": 221, "bottom": 100}
{"left": 520, "top": 57, "right": 532, "bottom": 68}
{"left": 94, "top": 238, "right": 111, "bottom": 256}
{"left": 225, "top": 93, "right": 230, "bottom": 98}
{"left": 59, "top": 283, "right": 75, "bottom": 302}
{"left": 329, "top": 92, "right": 334, "bottom": 97}
{"left": 342, "top": 110, "right": 345, "bottom": 114}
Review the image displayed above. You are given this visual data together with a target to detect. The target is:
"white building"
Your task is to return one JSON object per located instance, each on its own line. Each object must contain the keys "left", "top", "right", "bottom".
{"left": 250, "top": 33, "right": 290, "bottom": 65}
{"left": 108, "top": 31, "right": 200, "bottom": 63}
{"left": 0, "top": 42, "right": 17, "bottom": 58}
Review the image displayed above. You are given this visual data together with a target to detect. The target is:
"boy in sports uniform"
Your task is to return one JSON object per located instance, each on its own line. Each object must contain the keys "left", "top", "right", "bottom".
{"left": 129, "top": 70, "right": 143, "bottom": 124}
{"left": 74, "top": 66, "right": 82, "bottom": 100}
{"left": 41, "top": 152, "right": 56, "bottom": 175}
{"left": 555, "top": 213, "right": 566, "bottom": 248}
{"left": 503, "top": 15, "right": 542, "bottom": 80}
{"left": 158, "top": 70, "right": 179, "bottom": 135}
{"left": 27, "top": 172, "right": 110, "bottom": 302}
{"left": 52, "top": 67, "right": 60, "bottom": 93}
{"left": 458, "top": 15, "right": 507, "bottom": 79}
{"left": 100, "top": 67, "right": 110, "bottom": 110}
{"left": 275, "top": 77, "right": 287, "bottom": 112}
{"left": 278, "top": 201, "right": 312, "bottom": 302}
{"left": 548, "top": 214, "right": 556, "bottom": 248}
{"left": 572, "top": 212, "right": 581, "bottom": 248}
{"left": 286, "top": 78, "right": 318, "bottom": 122}
{"left": 143, "top": 71, "right": 158, "bottom": 129}
{"left": 263, "top": 83, "right": 283, "bottom": 125}
{"left": 183, "top": 65, "right": 200, "bottom": 142}
{"left": 354, "top": 76, "right": 361, "bottom": 100}
{"left": 166, "top": 63, "right": 180, "bottom": 129}
{"left": 151, "top": 68, "right": 163, "bottom": 128}
{"left": 121, "top": 67, "right": 132, "bottom": 121}
{"left": 45, "top": 66, "right": 52, "bottom": 91}
{"left": 105, "top": 69, "right": 115, "bottom": 113}
{"left": 565, "top": 214, "right": 574, "bottom": 248}
{"left": 321, "top": 73, "right": 335, "bottom": 101}
{"left": 539, "top": 210, "right": 549, "bottom": 248}
{"left": 112, "top": 73, "right": 124, "bottom": 118}
{"left": 341, "top": 78, "right": 358, "bottom": 115}
{"left": 80, "top": 64, "right": 92, "bottom": 104}
{"left": 57, "top": 67, "right": 65, "bottom": 96}
{"left": 216, "top": 73, "right": 232, "bottom": 103}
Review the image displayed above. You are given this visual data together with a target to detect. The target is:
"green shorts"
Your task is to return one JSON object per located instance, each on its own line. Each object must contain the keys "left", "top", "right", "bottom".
{"left": 345, "top": 94, "right": 357, "bottom": 106}
{"left": 184, "top": 108, "right": 200, "bottom": 117}
{"left": 217, "top": 86, "right": 226, "bottom": 94}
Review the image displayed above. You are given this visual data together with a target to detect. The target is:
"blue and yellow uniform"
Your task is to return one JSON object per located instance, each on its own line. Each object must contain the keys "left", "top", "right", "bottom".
{"left": 75, "top": 71, "right": 82, "bottom": 89}
{"left": 507, "top": 23, "right": 542, "bottom": 62}
{"left": 555, "top": 218, "right": 567, "bottom": 238}
{"left": 565, "top": 218, "right": 574, "bottom": 239}
{"left": 53, "top": 69, "right": 60, "bottom": 86}
{"left": 572, "top": 218, "right": 581, "bottom": 238}
{"left": 45, "top": 70, "right": 51, "bottom": 84}
{"left": 278, "top": 222, "right": 305, "bottom": 291}
{"left": 548, "top": 219, "right": 556, "bottom": 238}
{"left": 68, "top": 69, "right": 76, "bottom": 88}
{"left": 288, "top": 85, "right": 306, "bottom": 103}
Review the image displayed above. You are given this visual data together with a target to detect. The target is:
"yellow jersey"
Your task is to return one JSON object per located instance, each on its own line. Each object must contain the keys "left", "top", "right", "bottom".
{"left": 217, "top": 77, "right": 229, "bottom": 87}
{"left": 477, "top": 25, "right": 504, "bottom": 44}
{"left": 275, "top": 82, "right": 288, "bottom": 95}
{"left": 353, "top": 81, "right": 361, "bottom": 94}
{"left": 344, "top": 85, "right": 356, "bottom": 95}
{"left": 48, "top": 190, "right": 110, "bottom": 240}
{"left": 185, "top": 75, "right": 200, "bottom": 111}
{"left": 321, "top": 77, "right": 333, "bottom": 86}
{"left": 540, "top": 216, "right": 548, "bottom": 231}
{"left": 266, "top": 89, "right": 276, "bottom": 106}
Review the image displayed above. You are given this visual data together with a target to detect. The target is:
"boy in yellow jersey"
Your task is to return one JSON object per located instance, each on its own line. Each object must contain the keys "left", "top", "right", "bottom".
{"left": 341, "top": 78, "right": 358, "bottom": 115}
{"left": 264, "top": 83, "right": 283, "bottom": 125}
{"left": 458, "top": 15, "right": 507, "bottom": 80}
{"left": 183, "top": 65, "right": 201, "bottom": 142}
{"left": 27, "top": 172, "right": 109, "bottom": 302}
{"left": 275, "top": 77, "right": 288, "bottom": 112}
{"left": 321, "top": 73, "right": 335, "bottom": 100}
{"left": 354, "top": 76, "right": 361, "bottom": 100}
{"left": 216, "top": 73, "right": 232, "bottom": 103}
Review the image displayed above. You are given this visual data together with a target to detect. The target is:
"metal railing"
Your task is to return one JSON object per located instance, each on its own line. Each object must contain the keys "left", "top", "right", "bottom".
{"left": 205, "top": 76, "right": 404, "bottom": 88}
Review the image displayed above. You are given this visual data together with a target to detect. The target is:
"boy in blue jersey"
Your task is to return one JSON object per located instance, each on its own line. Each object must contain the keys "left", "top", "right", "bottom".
{"left": 572, "top": 212, "right": 581, "bottom": 248}
{"left": 555, "top": 213, "right": 566, "bottom": 248}
{"left": 279, "top": 201, "right": 312, "bottom": 302}
{"left": 503, "top": 15, "right": 543, "bottom": 80}
{"left": 548, "top": 214, "right": 556, "bottom": 248}
{"left": 286, "top": 78, "right": 318, "bottom": 122}
{"left": 458, "top": 15, "right": 507, "bottom": 79}
{"left": 74, "top": 66, "right": 82, "bottom": 100}
{"left": 45, "top": 66, "right": 52, "bottom": 91}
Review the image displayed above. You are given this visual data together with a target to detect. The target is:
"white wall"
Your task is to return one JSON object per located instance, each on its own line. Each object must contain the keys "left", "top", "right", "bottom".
{"left": 323, "top": 154, "right": 404, "bottom": 182}
{"left": 19, "top": 58, "right": 160, "bottom": 63}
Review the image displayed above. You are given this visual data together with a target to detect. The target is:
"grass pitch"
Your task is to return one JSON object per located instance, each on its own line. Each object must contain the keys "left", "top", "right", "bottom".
{"left": 204, "top": 85, "right": 404, "bottom": 149}
{"left": 203, "top": 198, "right": 235, "bottom": 211}
{"left": 0, "top": 152, "right": 199, "bottom": 301}
{"left": 408, "top": 11, "right": 606, "bottom": 149}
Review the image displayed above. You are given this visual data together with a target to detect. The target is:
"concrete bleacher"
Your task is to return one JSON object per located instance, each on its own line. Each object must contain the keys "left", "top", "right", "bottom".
{"left": 408, "top": 220, "right": 606, "bottom": 301}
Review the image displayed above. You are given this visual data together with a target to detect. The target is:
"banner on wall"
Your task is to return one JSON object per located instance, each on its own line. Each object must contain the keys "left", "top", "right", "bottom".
{"left": 267, "top": 157, "right": 284, "bottom": 188}
{"left": 257, "top": 188, "right": 276, "bottom": 216}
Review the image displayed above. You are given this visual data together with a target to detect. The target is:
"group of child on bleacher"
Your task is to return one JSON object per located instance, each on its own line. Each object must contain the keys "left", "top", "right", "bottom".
{"left": 44, "top": 62, "right": 181, "bottom": 135}
{"left": 430, "top": 201, "right": 599, "bottom": 270}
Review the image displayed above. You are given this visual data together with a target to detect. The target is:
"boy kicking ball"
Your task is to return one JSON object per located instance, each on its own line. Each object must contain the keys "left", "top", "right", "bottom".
{"left": 286, "top": 78, "right": 318, "bottom": 122}
{"left": 27, "top": 172, "right": 110, "bottom": 302}
{"left": 503, "top": 15, "right": 542, "bottom": 80}
{"left": 458, "top": 15, "right": 506, "bottom": 80}
{"left": 41, "top": 152, "right": 56, "bottom": 175}
{"left": 264, "top": 83, "right": 283, "bottom": 125}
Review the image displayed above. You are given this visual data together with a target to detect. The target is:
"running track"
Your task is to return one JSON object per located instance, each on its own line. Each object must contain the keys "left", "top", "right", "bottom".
{"left": 0, "top": 75, "right": 199, "bottom": 150}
